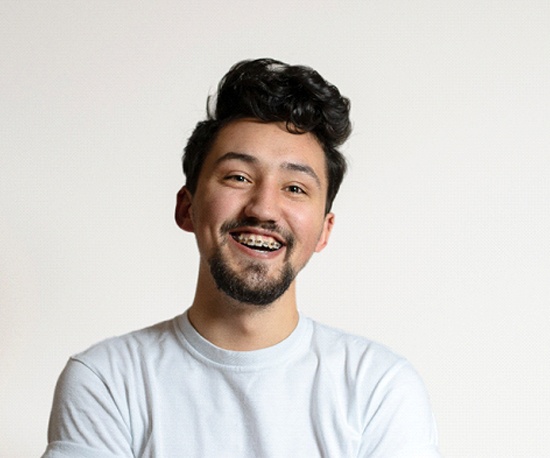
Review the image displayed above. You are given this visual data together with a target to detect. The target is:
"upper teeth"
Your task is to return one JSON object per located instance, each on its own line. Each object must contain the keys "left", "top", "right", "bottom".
{"left": 235, "top": 233, "right": 282, "bottom": 250}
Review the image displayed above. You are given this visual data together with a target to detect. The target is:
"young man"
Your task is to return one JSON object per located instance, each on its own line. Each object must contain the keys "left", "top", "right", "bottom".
{"left": 43, "top": 59, "right": 440, "bottom": 457}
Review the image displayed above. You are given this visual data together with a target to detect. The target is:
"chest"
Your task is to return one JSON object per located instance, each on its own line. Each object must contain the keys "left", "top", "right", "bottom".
{"left": 126, "top": 359, "right": 363, "bottom": 457}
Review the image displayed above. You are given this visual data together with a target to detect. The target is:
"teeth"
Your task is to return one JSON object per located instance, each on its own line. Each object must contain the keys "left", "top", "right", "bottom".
{"left": 235, "top": 233, "right": 282, "bottom": 251}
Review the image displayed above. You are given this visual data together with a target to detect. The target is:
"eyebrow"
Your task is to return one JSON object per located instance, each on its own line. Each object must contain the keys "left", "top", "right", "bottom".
{"left": 214, "top": 151, "right": 257, "bottom": 165}
{"left": 215, "top": 151, "right": 322, "bottom": 188}
{"left": 281, "top": 161, "right": 321, "bottom": 188}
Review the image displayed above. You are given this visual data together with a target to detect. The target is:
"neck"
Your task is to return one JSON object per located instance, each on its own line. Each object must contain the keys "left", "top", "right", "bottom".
{"left": 187, "top": 274, "right": 299, "bottom": 351}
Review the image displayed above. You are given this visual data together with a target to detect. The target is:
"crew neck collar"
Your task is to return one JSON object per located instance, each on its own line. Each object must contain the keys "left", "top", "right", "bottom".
{"left": 175, "top": 310, "right": 311, "bottom": 369}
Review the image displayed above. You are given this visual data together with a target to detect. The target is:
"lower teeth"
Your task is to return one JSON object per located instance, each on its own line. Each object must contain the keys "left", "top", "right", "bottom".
{"left": 244, "top": 243, "right": 274, "bottom": 251}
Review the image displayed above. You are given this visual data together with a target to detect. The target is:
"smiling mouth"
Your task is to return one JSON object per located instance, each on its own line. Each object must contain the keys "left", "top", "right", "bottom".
{"left": 231, "top": 233, "right": 283, "bottom": 252}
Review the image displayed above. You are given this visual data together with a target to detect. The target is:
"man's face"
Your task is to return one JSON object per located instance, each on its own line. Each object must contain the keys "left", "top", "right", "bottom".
{"left": 177, "top": 118, "right": 334, "bottom": 306}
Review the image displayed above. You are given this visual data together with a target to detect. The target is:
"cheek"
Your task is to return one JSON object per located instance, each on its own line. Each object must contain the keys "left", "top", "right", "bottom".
{"left": 289, "top": 210, "right": 327, "bottom": 251}
{"left": 193, "top": 191, "right": 240, "bottom": 237}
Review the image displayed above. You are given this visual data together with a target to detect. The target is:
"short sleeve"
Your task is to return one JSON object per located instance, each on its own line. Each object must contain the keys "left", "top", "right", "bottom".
{"left": 42, "top": 358, "right": 133, "bottom": 458}
{"left": 358, "top": 362, "right": 441, "bottom": 458}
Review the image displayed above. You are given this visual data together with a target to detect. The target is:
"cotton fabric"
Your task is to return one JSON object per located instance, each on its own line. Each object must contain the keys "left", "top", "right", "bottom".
{"left": 43, "top": 312, "right": 440, "bottom": 457}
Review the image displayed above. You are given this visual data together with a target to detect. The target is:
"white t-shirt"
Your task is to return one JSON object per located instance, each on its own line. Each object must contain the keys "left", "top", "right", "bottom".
{"left": 43, "top": 312, "right": 440, "bottom": 457}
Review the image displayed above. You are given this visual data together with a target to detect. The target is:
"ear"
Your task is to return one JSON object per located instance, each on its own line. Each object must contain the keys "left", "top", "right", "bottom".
{"left": 175, "top": 186, "right": 195, "bottom": 232}
{"left": 315, "top": 212, "right": 335, "bottom": 253}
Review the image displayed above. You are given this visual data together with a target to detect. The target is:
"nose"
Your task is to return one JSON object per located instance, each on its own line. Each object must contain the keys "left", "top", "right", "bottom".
{"left": 243, "top": 181, "right": 281, "bottom": 223}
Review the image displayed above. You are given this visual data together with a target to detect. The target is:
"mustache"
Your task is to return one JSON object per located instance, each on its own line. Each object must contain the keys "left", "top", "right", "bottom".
{"left": 220, "top": 217, "right": 295, "bottom": 250}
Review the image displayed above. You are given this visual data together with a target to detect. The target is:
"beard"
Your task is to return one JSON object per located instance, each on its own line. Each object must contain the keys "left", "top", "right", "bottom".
{"left": 209, "top": 249, "right": 296, "bottom": 306}
{"left": 208, "top": 218, "right": 296, "bottom": 306}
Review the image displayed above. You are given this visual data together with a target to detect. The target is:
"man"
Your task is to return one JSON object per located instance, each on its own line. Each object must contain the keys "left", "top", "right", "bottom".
{"left": 43, "top": 58, "right": 440, "bottom": 457}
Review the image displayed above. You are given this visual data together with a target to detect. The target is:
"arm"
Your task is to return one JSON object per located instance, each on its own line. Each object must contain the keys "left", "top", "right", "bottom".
{"left": 42, "top": 358, "right": 134, "bottom": 458}
{"left": 359, "top": 362, "right": 441, "bottom": 458}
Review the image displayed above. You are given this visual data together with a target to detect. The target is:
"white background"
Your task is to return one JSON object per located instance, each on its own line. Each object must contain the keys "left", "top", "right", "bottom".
{"left": 1, "top": 1, "right": 549, "bottom": 456}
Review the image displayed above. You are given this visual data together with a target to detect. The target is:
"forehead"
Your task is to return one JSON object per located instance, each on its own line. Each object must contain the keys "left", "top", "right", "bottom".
{"left": 204, "top": 119, "right": 327, "bottom": 182}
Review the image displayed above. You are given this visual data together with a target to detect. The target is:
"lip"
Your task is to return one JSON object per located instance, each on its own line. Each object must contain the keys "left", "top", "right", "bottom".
{"left": 228, "top": 226, "right": 286, "bottom": 246}
{"left": 228, "top": 227, "right": 286, "bottom": 259}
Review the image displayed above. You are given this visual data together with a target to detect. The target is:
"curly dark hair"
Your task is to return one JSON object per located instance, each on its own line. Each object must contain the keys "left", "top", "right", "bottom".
{"left": 182, "top": 58, "right": 351, "bottom": 213}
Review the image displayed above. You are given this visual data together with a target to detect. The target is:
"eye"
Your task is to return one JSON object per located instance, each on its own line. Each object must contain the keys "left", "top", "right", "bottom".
{"left": 225, "top": 174, "right": 250, "bottom": 183}
{"left": 286, "top": 185, "right": 306, "bottom": 194}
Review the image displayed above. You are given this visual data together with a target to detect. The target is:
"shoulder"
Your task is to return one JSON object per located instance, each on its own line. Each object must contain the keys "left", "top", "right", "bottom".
{"left": 70, "top": 315, "right": 183, "bottom": 377}
{"left": 306, "top": 316, "right": 406, "bottom": 371}
{"left": 303, "top": 318, "right": 439, "bottom": 455}
{"left": 43, "top": 321, "right": 183, "bottom": 458}
{"left": 304, "top": 316, "right": 432, "bottom": 414}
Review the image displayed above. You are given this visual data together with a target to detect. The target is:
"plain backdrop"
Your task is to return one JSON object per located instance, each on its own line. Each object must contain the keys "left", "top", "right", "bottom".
{"left": 1, "top": 1, "right": 549, "bottom": 457}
